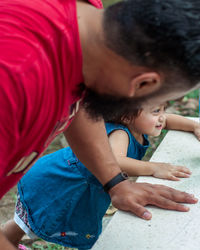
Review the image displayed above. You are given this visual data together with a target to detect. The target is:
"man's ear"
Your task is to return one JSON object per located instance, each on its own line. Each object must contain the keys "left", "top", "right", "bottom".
{"left": 130, "top": 72, "right": 161, "bottom": 97}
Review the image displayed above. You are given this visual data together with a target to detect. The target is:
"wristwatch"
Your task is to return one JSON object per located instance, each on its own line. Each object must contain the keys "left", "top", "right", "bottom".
{"left": 103, "top": 172, "right": 129, "bottom": 193}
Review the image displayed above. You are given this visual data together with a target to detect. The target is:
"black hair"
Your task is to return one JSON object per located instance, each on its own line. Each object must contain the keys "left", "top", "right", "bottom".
{"left": 105, "top": 107, "right": 142, "bottom": 125}
{"left": 75, "top": 83, "right": 144, "bottom": 121}
{"left": 103, "top": 0, "right": 200, "bottom": 86}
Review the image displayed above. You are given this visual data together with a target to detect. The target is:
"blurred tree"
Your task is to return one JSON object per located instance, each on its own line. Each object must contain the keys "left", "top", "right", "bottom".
{"left": 102, "top": 0, "right": 121, "bottom": 8}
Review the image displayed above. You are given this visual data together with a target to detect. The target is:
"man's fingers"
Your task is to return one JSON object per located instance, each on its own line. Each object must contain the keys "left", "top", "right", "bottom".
{"left": 109, "top": 181, "right": 198, "bottom": 221}
{"left": 149, "top": 196, "right": 190, "bottom": 212}
{"left": 129, "top": 202, "right": 152, "bottom": 220}
{"left": 155, "top": 185, "right": 198, "bottom": 204}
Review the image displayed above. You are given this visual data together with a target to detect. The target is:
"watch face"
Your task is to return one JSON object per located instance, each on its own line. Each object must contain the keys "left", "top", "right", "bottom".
{"left": 122, "top": 172, "right": 129, "bottom": 179}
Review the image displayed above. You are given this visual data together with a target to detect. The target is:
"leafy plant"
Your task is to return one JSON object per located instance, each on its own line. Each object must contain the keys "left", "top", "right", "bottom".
{"left": 31, "top": 239, "right": 76, "bottom": 250}
{"left": 184, "top": 89, "right": 199, "bottom": 100}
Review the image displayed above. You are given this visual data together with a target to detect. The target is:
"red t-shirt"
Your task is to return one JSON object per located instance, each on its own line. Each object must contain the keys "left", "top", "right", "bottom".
{"left": 0, "top": 0, "right": 103, "bottom": 198}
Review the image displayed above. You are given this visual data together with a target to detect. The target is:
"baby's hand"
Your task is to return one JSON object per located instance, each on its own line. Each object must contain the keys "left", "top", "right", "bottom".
{"left": 151, "top": 162, "right": 191, "bottom": 181}
{"left": 194, "top": 124, "right": 200, "bottom": 141}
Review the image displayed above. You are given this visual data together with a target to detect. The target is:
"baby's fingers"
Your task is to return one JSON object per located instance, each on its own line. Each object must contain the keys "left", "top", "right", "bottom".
{"left": 168, "top": 170, "right": 190, "bottom": 181}
{"left": 174, "top": 171, "right": 191, "bottom": 178}
{"left": 168, "top": 175, "right": 180, "bottom": 181}
{"left": 176, "top": 166, "right": 191, "bottom": 175}
{"left": 194, "top": 129, "right": 200, "bottom": 140}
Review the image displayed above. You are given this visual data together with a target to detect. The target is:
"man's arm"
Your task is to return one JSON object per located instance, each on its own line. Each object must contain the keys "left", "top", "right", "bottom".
{"left": 64, "top": 108, "right": 198, "bottom": 220}
{"left": 65, "top": 108, "right": 120, "bottom": 185}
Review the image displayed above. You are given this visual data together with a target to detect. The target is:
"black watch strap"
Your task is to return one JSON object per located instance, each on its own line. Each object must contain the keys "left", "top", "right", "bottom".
{"left": 103, "top": 172, "right": 129, "bottom": 193}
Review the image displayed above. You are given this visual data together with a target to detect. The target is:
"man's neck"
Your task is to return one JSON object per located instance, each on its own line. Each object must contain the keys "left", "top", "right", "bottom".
{"left": 77, "top": 0, "right": 103, "bottom": 39}
{"left": 76, "top": 0, "right": 105, "bottom": 87}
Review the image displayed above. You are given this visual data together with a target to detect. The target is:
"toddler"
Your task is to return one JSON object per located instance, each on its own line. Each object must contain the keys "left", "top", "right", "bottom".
{"left": 3, "top": 104, "right": 200, "bottom": 250}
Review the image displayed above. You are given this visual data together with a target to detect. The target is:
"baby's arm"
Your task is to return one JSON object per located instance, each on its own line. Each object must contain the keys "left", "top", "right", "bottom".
{"left": 108, "top": 129, "right": 191, "bottom": 180}
{"left": 164, "top": 113, "right": 200, "bottom": 140}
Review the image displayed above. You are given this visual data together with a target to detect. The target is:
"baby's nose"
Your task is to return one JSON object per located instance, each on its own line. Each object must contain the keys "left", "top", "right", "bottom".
{"left": 159, "top": 115, "right": 165, "bottom": 122}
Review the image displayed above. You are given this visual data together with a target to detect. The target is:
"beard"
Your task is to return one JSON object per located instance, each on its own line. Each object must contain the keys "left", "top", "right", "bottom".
{"left": 81, "top": 86, "right": 144, "bottom": 122}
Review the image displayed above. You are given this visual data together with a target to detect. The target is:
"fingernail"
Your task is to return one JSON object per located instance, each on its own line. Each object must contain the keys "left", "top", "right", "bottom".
{"left": 142, "top": 211, "right": 151, "bottom": 220}
{"left": 183, "top": 206, "right": 190, "bottom": 212}
{"left": 188, "top": 195, "right": 198, "bottom": 202}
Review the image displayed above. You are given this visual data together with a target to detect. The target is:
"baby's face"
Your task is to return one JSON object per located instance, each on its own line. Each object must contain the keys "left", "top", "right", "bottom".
{"left": 131, "top": 104, "right": 166, "bottom": 136}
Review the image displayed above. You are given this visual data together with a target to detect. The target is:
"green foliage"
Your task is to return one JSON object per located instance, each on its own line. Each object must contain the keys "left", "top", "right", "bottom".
{"left": 102, "top": 0, "right": 121, "bottom": 8}
{"left": 143, "top": 130, "right": 168, "bottom": 161}
{"left": 193, "top": 107, "right": 199, "bottom": 117}
{"left": 10, "top": 191, "right": 17, "bottom": 202}
{"left": 169, "top": 89, "right": 199, "bottom": 106}
{"left": 184, "top": 89, "right": 199, "bottom": 100}
{"left": 31, "top": 239, "right": 76, "bottom": 250}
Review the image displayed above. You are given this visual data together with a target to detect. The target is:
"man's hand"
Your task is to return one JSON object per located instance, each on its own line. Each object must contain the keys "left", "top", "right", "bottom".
{"left": 109, "top": 180, "right": 198, "bottom": 220}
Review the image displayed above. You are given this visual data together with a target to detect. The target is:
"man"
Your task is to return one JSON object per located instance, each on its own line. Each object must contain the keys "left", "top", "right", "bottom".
{"left": 0, "top": 0, "right": 200, "bottom": 248}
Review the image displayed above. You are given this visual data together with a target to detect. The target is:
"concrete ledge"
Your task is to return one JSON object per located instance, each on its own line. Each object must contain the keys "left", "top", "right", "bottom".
{"left": 92, "top": 118, "right": 200, "bottom": 250}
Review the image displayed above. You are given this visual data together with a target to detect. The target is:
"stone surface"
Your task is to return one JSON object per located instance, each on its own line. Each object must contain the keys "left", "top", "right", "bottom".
{"left": 92, "top": 118, "right": 200, "bottom": 250}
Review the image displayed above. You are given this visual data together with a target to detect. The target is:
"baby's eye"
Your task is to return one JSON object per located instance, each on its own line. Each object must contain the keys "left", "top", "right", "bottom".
{"left": 152, "top": 108, "right": 160, "bottom": 113}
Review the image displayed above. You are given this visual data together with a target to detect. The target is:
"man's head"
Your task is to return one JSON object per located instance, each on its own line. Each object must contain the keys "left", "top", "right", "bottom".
{"left": 103, "top": 0, "right": 200, "bottom": 91}
{"left": 80, "top": 0, "right": 200, "bottom": 120}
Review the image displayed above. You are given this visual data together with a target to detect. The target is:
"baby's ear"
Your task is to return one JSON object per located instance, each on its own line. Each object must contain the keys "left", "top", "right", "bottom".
{"left": 121, "top": 116, "right": 131, "bottom": 125}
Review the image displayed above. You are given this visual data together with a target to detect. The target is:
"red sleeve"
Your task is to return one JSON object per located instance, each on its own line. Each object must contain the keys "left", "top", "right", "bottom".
{"left": 0, "top": 67, "right": 21, "bottom": 173}
{"left": 88, "top": 0, "right": 103, "bottom": 8}
{"left": 0, "top": 66, "right": 26, "bottom": 197}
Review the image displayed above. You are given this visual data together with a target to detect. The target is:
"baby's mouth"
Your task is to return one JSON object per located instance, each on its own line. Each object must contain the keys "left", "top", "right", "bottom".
{"left": 155, "top": 124, "right": 162, "bottom": 130}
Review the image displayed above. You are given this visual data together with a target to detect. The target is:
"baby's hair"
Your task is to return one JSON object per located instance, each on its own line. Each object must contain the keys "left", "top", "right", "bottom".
{"left": 105, "top": 108, "right": 142, "bottom": 126}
